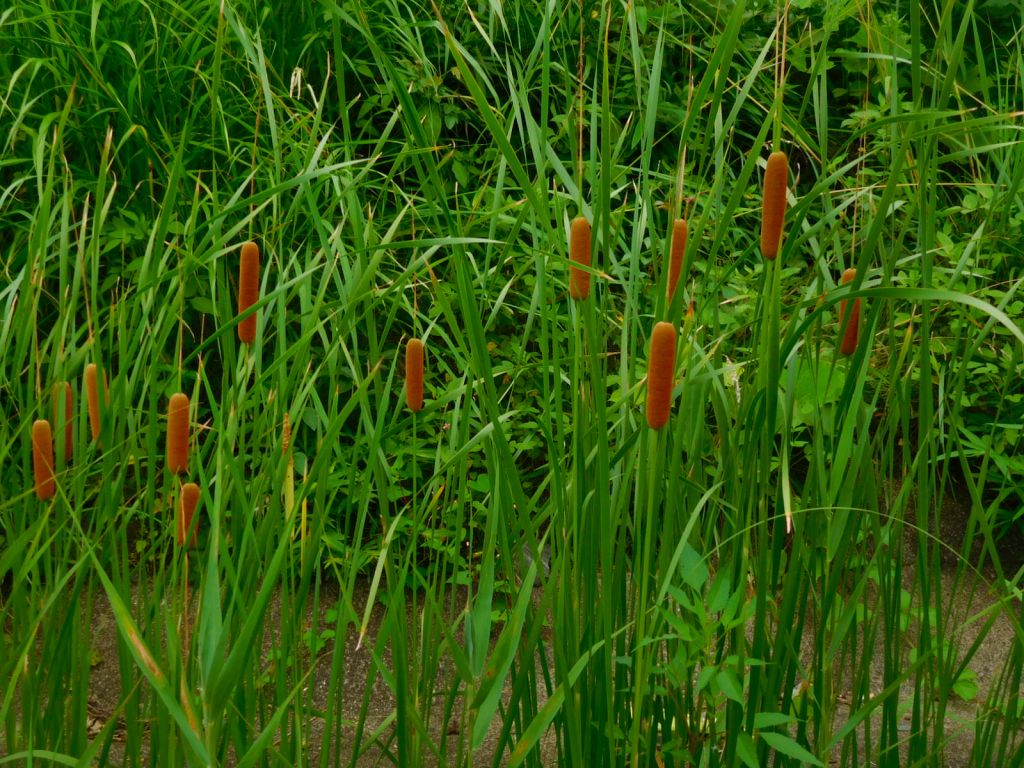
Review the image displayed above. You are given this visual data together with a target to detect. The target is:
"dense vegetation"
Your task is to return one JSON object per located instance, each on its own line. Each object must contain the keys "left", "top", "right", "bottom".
{"left": 2, "top": 0, "right": 1022, "bottom": 766}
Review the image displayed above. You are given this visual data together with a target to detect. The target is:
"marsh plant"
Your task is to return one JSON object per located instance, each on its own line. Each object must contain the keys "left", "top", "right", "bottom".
{"left": 1, "top": 1, "right": 1023, "bottom": 767}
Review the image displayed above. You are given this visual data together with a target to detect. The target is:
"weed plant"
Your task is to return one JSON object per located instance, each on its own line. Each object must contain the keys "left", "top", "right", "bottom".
{"left": 1, "top": 1, "right": 1023, "bottom": 766}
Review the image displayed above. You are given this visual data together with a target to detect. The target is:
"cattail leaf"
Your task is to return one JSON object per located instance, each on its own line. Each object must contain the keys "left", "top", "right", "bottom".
{"left": 90, "top": 560, "right": 209, "bottom": 761}
{"left": 506, "top": 636, "right": 603, "bottom": 766}
{"left": 471, "top": 560, "right": 535, "bottom": 749}
{"left": 667, "top": 218, "right": 688, "bottom": 304}
{"left": 52, "top": 382, "right": 73, "bottom": 462}
{"left": 207, "top": 499, "right": 294, "bottom": 712}
{"left": 198, "top": 519, "right": 224, "bottom": 688}
{"left": 235, "top": 674, "right": 313, "bottom": 768}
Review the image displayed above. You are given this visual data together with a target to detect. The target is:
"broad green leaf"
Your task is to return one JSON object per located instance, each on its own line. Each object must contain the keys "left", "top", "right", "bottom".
{"left": 736, "top": 732, "right": 760, "bottom": 768}
{"left": 760, "top": 730, "right": 824, "bottom": 767}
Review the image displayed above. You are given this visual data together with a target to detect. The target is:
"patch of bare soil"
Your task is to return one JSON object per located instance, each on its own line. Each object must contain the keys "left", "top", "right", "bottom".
{"left": 819, "top": 483, "right": 1024, "bottom": 767}
{"left": 68, "top": 577, "right": 555, "bottom": 767}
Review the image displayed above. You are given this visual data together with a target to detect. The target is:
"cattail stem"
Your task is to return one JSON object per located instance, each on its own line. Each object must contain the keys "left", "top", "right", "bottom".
{"left": 760, "top": 151, "right": 788, "bottom": 261}
{"left": 32, "top": 419, "right": 56, "bottom": 500}
{"left": 569, "top": 216, "right": 592, "bottom": 301}
{"left": 405, "top": 338, "right": 425, "bottom": 413}
{"left": 238, "top": 240, "right": 260, "bottom": 344}
{"left": 666, "top": 218, "right": 688, "bottom": 305}
{"left": 52, "top": 382, "right": 73, "bottom": 462}
{"left": 283, "top": 413, "right": 296, "bottom": 529}
{"left": 839, "top": 268, "right": 861, "bottom": 355}
{"left": 166, "top": 393, "right": 190, "bottom": 475}
{"left": 645, "top": 322, "right": 677, "bottom": 430}
{"left": 178, "top": 482, "right": 200, "bottom": 547}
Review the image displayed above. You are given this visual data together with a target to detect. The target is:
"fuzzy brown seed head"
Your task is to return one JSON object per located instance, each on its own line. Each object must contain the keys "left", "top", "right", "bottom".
{"left": 569, "top": 216, "right": 592, "bottom": 301}
{"left": 84, "top": 363, "right": 106, "bottom": 444}
{"left": 839, "top": 268, "right": 861, "bottom": 356}
{"left": 52, "top": 382, "right": 73, "bottom": 462}
{"left": 405, "top": 338, "right": 425, "bottom": 413}
{"left": 760, "top": 151, "right": 788, "bottom": 261}
{"left": 178, "top": 482, "right": 201, "bottom": 548}
{"left": 238, "top": 241, "right": 260, "bottom": 344}
{"left": 667, "top": 218, "right": 688, "bottom": 304}
{"left": 645, "top": 322, "right": 677, "bottom": 430}
{"left": 32, "top": 419, "right": 56, "bottom": 501}
{"left": 166, "top": 393, "right": 190, "bottom": 475}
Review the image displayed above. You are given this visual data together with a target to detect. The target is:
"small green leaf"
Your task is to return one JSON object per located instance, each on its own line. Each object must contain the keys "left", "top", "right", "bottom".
{"left": 736, "top": 732, "right": 760, "bottom": 768}
{"left": 754, "top": 711, "right": 797, "bottom": 729}
{"left": 952, "top": 669, "right": 979, "bottom": 701}
{"left": 697, "top": 665, "right": 716, "bottom": 693}
{"left": 707, "top": 570, "right": 731, "bottom": 614}
{"left": 760, "top": 730, "right": 824, "bottom": 766}
{"left": 679, "top": 543, "right": 709, "bottom": 591}
{"left": 716, "top": 668, "right": 743, "bottom": 703}
{"left": 191, "top": 296, "right": 216, "bottom": 315}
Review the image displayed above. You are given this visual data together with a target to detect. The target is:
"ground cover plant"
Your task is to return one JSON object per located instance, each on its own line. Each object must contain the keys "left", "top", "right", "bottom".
{"left": 2, "top": 0, "right": 1024, "bottom": 766}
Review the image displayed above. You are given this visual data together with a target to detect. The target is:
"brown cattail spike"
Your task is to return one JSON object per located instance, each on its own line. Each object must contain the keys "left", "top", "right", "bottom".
{"left": 166, "top": 393, "right": 190, "bottom": 475}
{"left": 405, "top": 338, "right": 425, "bottom": 413}
{"left": 760, "top": 151, "right": 788, "bottom": 260}
{"left": 569, "top": 216, "right": 592, "bottom": 300}
{"left": 839, "top": 268, "right": 861, "bottom": 356}
{"left": 667, "top": 218, "right": 688, "bottom": 304}
{"left": 238, "top": 240, "right": 260, "bottom": 344}
{"left": 52, "top": 382, "right": 73, "bottom": 462}
{"left": 32, "top": 419, "right": 56, "bottom": 500}
{"left": 178, "top": 482, "right": 201, "bottom": 547}
{"left": 645, "top": 322, "right": 677, "bottom": 430}
{"left": 84, "top": 363, "right": 104, "bottom": 443}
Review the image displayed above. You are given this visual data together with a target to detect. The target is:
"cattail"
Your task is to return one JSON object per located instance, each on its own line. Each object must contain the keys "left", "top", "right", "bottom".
{"left": 667, "top": 218, "right": 688, "bottom": 304}
{"left": 405, "top": 338, "right": 424, "bottom": 413}
{"left": 52, "top": 381, "right": 73, "bottom": 461}
{"left": 32, "top": 419, "right": 55, "bottom": 500}
{"left": 238, "top": 240, "right": 260, "bottom": 344}
{"left": 166, "top": 392, "right": 190, "bottom": 475}
{"left": 178, "top": 482, "right": 201, "bottom": 548}
{"left": 569, "top": 216, "right": 592, "bottom": 300}
{"left": 839, "top": 268, "right": 861, "bottom": 356}
{"left": 645, "top": 321, "right": 677, "bottom": 430}
{"left": 760, "top": 151, "right": 788, "bottom": 260}
{"left": 84, "top": 363, "right": 105, "bottom": 443}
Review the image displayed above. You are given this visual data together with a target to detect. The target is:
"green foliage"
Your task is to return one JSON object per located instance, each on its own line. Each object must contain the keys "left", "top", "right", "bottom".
{"left": 1, "top": 0, "right": 1023, "bottom": 766}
